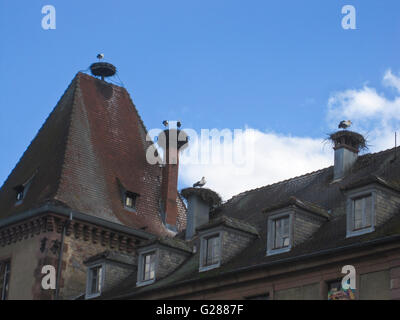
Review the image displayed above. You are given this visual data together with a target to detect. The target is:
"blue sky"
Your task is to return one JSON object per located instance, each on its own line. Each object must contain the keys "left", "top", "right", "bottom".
{"left": 1, "top": 1, "right": 400, "bottom": 198}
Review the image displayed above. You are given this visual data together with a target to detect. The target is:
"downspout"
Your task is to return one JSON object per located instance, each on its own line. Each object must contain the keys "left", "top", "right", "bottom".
{"left": 55, "top": 212, "right": 72, "bottom": 300}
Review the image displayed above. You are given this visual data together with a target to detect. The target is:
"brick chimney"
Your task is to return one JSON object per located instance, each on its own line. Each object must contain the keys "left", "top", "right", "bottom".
{"left": 330, "top": 130, "right": 365, "bottom": 181}
{"left": 181, "top": 187, "right": 222, "bottom": 240}
{"left": 157, "top": 127, "right": 188, "bottom": 231}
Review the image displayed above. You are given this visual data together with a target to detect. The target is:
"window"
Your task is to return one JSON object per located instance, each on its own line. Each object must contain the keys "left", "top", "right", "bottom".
{"left": 273, "top": 217, "right": 290, "bottom": 249}
{"left": 0, "top": 260, "right": 11, "bottom": 300}
{"left": 353, "top": 195, "right": 372, "bottom": 230}
{"left": 124, "top": 191, "right": 137, "bottom": 210}
{"left": 86, "top": 265, "right": 103, "bottom": 298}
{"left": 137, "top": 251, "right": 157, "bottom": 286}
{"left": 199, "top": 233, "right": 221, "bottom": 272}
{"left": 347, "top": 192, "right": 375, "bottom": 237}
{"left": 204, "top": 235, "right": 220, "bottom": 266}
{"left": 267, "top": 213, "right": 292, "bottom": 256}
{"left": 143, "top": 252, "right": 156, "bottom": 281}
{"left": 14, "top": 185, "right": 25, "bottom": 203}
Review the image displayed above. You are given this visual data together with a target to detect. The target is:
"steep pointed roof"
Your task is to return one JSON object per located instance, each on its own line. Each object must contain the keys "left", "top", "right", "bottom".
{"left": 0, "top": 72, "right": 186, "bottom": 236}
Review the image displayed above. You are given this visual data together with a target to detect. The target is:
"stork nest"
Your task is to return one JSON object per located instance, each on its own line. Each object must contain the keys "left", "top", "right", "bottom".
{"left": 181, "top": 187, "right": 222, "bottom": 207}
{"left": 327, "top": 130, "right": 368, "bottom": 151}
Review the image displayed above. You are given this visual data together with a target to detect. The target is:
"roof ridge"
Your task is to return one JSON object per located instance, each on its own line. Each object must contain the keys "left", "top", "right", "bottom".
{"left": 225, "top": 166, "right": 332, "bottom": 205}
{"left": 223, "top": 146, "right": 398, "bottom": 206}
{"left": 122, "top": 83, "right": 164, "bottom": 164}
{"left": 54, "top": 73, "right": 81, "bottom": 200}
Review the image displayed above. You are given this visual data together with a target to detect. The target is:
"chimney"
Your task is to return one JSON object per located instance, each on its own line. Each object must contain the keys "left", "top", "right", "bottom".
{"left": 330, "top": 130, "right": 365, "bottom": 181}
{"left": 181, "top": 188, "right": 222, "bottom": 240}
{"left": 157, "top": 126, "right": 188, "bottom": 231}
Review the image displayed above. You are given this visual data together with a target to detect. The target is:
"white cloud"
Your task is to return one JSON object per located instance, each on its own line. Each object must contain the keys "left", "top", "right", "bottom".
{"left": 179, "top": 129, "right": 333, "bottom": 200}
{"left": 178, "top": 69, "right": 400, "bottom": 200}
{"left": 383, "top": 69, "right": 400, "bottom": 92}
{"left": 328, "top": 69, "right": 400, "bottom": 151}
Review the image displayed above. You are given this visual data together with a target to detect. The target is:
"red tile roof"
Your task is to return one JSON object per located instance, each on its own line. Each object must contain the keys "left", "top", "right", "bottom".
{"left": 0, "top": 72, "right": 186, "bottom": 236}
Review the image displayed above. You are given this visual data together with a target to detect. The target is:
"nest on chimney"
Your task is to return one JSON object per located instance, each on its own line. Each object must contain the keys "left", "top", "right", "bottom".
{"left": 181, "top": 187, "right": 222, "bottom": 208}
{"left": 327, "top": 130, "right": 368, "bottom": 152}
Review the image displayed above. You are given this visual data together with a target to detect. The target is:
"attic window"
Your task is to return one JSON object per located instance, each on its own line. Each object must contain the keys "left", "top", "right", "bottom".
{"left": 199, "top": 233, "right": 221, "bottom": 272}
{"left": 273, "top": 217, "right": 290, "bottom": 249}
{"left": 347, "top": 192, "right": 375, "bottom": 237}
{"left": 86, "top": 264, "right": 104, "bottom": 299}
{"left": 124, "top": 191, "right": 137, "bottom": 210}
{"left": 137, "top": 250, "right": 157, "bottom": 287}
{"left": 143, "top": 252, "right": 156, "bottom": 281}
{"left": 353, "top": 196, "right": 372, "bottom": 230}
{"left": 267, "top": 213, "right": 292, "bottom": 256}
{"left": 0, "top": 260, "right": 11, "bottom": 300}
{"left": 15, "top": 186, "right": 24, "bottom": 202}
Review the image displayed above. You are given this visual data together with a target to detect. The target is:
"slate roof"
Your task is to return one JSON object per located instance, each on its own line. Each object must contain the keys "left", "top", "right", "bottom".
{"left": 84, "top": 250, "right": 136, "bottom": 266}
{"left": 262, "top": 196, "right": 329, "bottom": 219}
{"left": 137, "top": 236, "right": 193, "bottom": 254}
{"left": 0, "top": 72, "right": 186, "bottom": 236}
{"left": 196, "top": 215, "right": 259, "bottom": 236}
{"left": 103, "top": 146, "right": 400, "bottom": 299}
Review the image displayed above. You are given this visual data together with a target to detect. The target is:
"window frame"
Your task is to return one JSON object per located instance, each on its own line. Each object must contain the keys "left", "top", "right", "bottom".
{"left": 199, "top": 231, "right": 222, "bottom": 272}
{"left": 85, "top": 263, "right": 105, "bottom": 299}
{"left": 0, "top": 260, "right": 11, "bottom": 300}
{"left": 346, "top": 189, "right": 376, "bottom": 238}
{"left": 137, "top": 249, "right": 158, "bottom": 287}
{"left": 123, "top": 191, "right": 138, "bottom": 212}
{"left": 267, "top": 211, "right": 293, "bottom": 256}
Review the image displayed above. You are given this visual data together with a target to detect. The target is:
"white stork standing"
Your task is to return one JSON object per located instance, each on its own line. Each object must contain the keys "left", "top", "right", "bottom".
{"left": 338, "top": 120, "right": 352, "bottom": 129}
{"left": 193, "top": 177, "right": 206, "bottom": 188}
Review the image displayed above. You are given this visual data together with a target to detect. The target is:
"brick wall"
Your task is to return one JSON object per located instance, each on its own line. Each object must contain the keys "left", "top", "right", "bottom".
{"left": 59, "top": 234, "right": 138, "bottom": 299}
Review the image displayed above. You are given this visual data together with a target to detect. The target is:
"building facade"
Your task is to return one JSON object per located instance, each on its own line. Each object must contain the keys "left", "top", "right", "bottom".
{"left": 1, "top": 65, "right": 400, "bottom": 300}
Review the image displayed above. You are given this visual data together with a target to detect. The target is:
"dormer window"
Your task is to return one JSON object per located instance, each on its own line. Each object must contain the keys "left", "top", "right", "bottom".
{"left": 347, "top": 192, "right": 375, "bottom": 237}
{"left": 86, "top": 264, "right": 104, "bottom": 299}
{"left": 137, "top": 250, "right": 157, "bottom": 287}
{"left": 143, "top": 252, "right": 156, "bottom": 281}
{"left": 273, "top": 216, "right": 290, "bottom": 249}
{"left": 13, "top": 171, "right": 36, "bottom": 205}
{"left": 199, "top": 232, "right": 221, "bottom": 272}
{"left": 353, "top": 195, "right": 372, "bottom": 230}
{"left": 124, "top": 191, "right": 137, "bottom": 211}
{"left": 15, "top": 186, "right": 24, "bottom": 202}
{"left": 267, "top": 213, "right": 293, "bottom": 256}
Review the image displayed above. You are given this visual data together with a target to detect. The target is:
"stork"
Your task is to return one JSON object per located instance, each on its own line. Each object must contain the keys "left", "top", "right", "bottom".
{"left": 193, "top": 177, "right": 206, "bottom": 188}
{"left": 338, "top": 120, "right": 352, "bottom": 129}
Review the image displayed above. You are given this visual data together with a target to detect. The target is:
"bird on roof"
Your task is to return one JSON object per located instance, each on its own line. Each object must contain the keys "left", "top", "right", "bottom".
{"left": 338, "top": 120, "right": 352, "bottom": 129}
{"left": 193, "top": 177, "right": 206, "bottom": 188}
{"left": 97, "top": 53, "right": 104, "bottom": 60}
{"left": 162, "top": 120, "right": 169, "bottom": 127}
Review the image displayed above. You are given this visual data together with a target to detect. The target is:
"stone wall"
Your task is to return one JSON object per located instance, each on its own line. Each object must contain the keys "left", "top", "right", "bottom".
{"left": 375, "top": 188, "right": 400, "bottom": 227}
{"left": 294, "top": 211, "right": 326, "bottom": 246}
{"left": 221, "top": 229, "right": 255, "bottom": 265}
{"left": 157, "top": 247, "right": 189, "bottom": 280}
